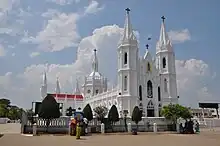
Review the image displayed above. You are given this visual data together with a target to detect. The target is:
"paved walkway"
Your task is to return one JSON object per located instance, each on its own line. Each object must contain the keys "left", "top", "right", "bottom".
{"left": 0, "top": 123, "right": 20, "bottom": 134}
{"left": 1, "top": 131, "right": 220, "bottom": 146}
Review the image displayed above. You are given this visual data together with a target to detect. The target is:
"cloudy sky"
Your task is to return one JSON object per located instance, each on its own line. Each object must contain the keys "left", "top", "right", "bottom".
{"left": 0, "top": 0, "right": 219, "bottom": 109}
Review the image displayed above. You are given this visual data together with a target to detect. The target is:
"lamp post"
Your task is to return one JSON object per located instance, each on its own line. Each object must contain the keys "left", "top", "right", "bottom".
{"left": 123, "top": 110, "right": 128, "bottom": 132}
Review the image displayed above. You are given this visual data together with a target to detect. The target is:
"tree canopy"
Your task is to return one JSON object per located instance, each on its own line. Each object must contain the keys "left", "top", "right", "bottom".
{"left": 132, "top": 106, "right": 142, "bottom": 125}
{"left": 108, "top": 105, "right": 119, "bottom": 124}
{"left": 83, "top": 104, "right": 93, "bottom": 121}
{"left": 38, "top": 95, "right": 60, "bottom": 119}
{"left": 161, "top": 104, "right": 192, "bottom": 123}
{"left": 93, "top": 106, "right": 108, "bottom": 123}
{"left": 0, "top": 98, "right": 23, "bottom": 120}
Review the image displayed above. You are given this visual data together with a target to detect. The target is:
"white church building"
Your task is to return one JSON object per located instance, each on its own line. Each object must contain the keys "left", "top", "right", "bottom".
{"left": 40, "top": 8, "right": 178, "bottom": 117}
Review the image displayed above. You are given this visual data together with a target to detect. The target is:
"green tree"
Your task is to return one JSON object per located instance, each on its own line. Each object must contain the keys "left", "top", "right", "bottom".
{"left": 161, "top": 104, "right": 192, "bottom": 124}
{"left": 38, "top": 94, "right": 60, "bottom": 132}
{"left": 0, "top": 99, "right": 10, "bottom": 106}
{"left": 83, "top": 104, "right": 93, "bottom": 122}
{"left": 0, "top": 98, "right": 10, "bottom": 117}
{"left": 7, "top": 106, "right": 22, "bottom": 120}
{"left": 108, "top": 105, "right": 119, "bottom": 131}
{"left": 0, "top": 104, "right": 8, "bottom": 117}
{"left": 93, "top": 106, "right": 108, "bottom": 123}
{"left": 132, "top": 106, "right": 142, "bottom": 129}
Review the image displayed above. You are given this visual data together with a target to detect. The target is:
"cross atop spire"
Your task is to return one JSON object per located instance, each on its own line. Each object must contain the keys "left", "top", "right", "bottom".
{"left": 161, "top": 16, "right": 165, "bottom": 23}
{"left": 146, "top": 44, "right": 149, "bottom": 50}
{"left": 119, "top": 8, "right": 137, "bottom": 44}
{"left": 125, "top": 8, "right": 130, "bottom": 13}
{"left": 159, "top": 15, "right": 170, "bottom": 45}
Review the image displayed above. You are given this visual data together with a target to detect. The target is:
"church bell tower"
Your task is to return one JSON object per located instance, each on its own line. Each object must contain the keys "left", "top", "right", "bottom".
{"left": 117, "top": 8, "right": 139, "bottom": 116}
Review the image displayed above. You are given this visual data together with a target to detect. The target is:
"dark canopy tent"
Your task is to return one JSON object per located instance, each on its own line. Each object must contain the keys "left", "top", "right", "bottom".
{"left": 199, "top": 103, "right": 219, "bottom": 118}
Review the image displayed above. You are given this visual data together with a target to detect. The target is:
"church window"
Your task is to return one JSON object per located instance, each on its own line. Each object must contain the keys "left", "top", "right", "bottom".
{"left": 124, "top": 76, "right": 128, "bottom": 91}
{"left": 147, "top": 62, "right": 151, "bottom": 71}
{"left": 164, "top": 79, "right": 168, "bottom": 92}
{"left": 124, "top": 52, "right": 128, "bottom": 64}
{"left": 87, "top": 90, "right": 91, "bottom": 94}
{"left": 95, "top": 89, "right": 99, "bottom": 94}
{"left": 158, "top": 87, "right": 161, "bottom": 101}
{"left": 139, "top": 85, "right": 142, "bottom": 101}
{"left": 147, "top": 80, "right": 153, "bottom": 98}
{"left": 162, "top": 57, "right": 166, "bottom": 68}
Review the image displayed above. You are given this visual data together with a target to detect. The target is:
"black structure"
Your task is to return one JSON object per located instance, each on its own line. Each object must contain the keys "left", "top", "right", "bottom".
{"left": 199, "top": 102, "right": 219, "bottom": 118}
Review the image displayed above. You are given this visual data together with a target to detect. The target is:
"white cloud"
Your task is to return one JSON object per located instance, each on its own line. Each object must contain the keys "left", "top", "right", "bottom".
{"left": 175, "top": 59, "right": 217, "bottom": 107}
{"left": 0, "top": 25, "right": 217, "bottom": 109}
{"left": 30, "top": 52, "right": 40, "bottom": 58}
{"left": 46, "top": 0, "right": 74, "bottom": 5}
{"left": 21, "top": 11, "right": 81, "bottom": 52}
{"left": 0, "top": 44, "right": 6, "bottom": 56}
{"left": 0, "top": 0, "right": 19, "bottom": 12}
{"left": 84, "top": 0, "right": 104, "bottom": 15}
{"left": 168, "top": 29, "right": 191, "bottom": 43}
{"left": 41, "top": 9, "right": 60, "bottom": 18}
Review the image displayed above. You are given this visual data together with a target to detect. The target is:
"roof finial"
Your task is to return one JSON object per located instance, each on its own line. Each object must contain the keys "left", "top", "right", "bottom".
{"left": 146, "top": 44, "right": 149, "bottom": 50}
{"left": 125, "top": 8, "right": 130, "bottom": 13}
{"left": 92, "top": 48, "right": 98, "bottom": 72}
{"left": 161, "top": 16, "right": 166, "bottom": 23}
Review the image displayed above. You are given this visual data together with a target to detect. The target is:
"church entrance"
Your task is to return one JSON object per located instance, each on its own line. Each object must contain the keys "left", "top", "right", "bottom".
{"left": 147, "top": 109, "right": 155, "bottom": 117}
{"left": 147, "top": 100, "right": 155, "bottom": 117}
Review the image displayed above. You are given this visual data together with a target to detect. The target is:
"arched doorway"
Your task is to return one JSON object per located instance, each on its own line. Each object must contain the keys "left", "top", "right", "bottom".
{"left": 147, "top": 100, "right": 155, "bottom": 117}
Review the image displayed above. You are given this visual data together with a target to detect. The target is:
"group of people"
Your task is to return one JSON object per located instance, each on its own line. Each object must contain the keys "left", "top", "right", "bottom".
{"left": 179, "top": 119, "right": 200, "bottom": 134}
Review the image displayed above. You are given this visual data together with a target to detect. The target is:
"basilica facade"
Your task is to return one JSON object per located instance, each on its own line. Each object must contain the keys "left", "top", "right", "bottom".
{"left": 40, "top": 8, "right": 178, "bottom": 117}
{"left": 82, "top": 9, "right": 178, "bottom": 117}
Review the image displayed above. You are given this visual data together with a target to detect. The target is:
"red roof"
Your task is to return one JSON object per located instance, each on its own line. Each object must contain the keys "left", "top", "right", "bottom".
{"left": 48, "top": 93, "right": 83, "bottom": 100}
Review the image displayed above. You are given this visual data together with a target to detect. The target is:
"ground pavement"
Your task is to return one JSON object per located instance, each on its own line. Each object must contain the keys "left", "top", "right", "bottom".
{"left": 0, "top": 124, "right": 220, "bottom": 146}
{"left": 1, "top": 131, "right": 220, "bottom": 146}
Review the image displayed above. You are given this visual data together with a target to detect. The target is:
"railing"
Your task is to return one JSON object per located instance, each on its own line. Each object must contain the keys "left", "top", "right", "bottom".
{"left": 86, "top": 88, "right": 119, "bottom": 102}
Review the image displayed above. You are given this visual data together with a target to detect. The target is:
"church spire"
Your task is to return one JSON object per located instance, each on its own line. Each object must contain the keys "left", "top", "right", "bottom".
{"left": 92, "top": 49, "right": 98, "bottom": 72}
{"left": 120, "top": 8, "right": 136, "bottom": 44}
{"left": 55, "top": 77, "right": 61, "bottom": 94}
{"left": 74, "top": 79, "right": 81, "bottom": 94}
{"left": 43, "top": 71, "right": 47, "bottom": 86}
{"left": 159, "top": 16, "right": 170, "bottom": 45}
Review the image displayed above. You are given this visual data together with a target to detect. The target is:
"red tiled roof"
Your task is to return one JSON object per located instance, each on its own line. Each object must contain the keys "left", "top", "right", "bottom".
{"left": 48, "top": 93, "right": 83, "bottom": 100}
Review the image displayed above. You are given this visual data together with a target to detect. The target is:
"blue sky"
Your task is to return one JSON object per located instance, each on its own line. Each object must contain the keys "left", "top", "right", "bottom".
{"left": 0, "top": 0, "right": 219, "bottom": 108}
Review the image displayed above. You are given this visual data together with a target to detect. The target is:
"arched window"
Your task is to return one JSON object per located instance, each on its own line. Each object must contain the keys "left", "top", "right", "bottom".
{"left": 162, "top": 57, "right": 166, "bottom": 68}
{"left": 158, "top": 87, "right": 161, "bottom": 101}
{"left": 147, "top": 62, "right": 151, "bottom": 71}
{"left": 124, "top": 76, "right": 128, "bottom": 91}
{"left": 164, "top": 79, "right": 168, "bottom": 92}
{"left": 147, "top": 80, "right": 153, "bottom": 98}
{"left": 124, "top": 52, "right": 128, "bottom": 64}
{"left": 87, "top": 90, "right": 91, "bottom": 93}
{"left": 139, "top": 85, "right": 142, "bottom": 101}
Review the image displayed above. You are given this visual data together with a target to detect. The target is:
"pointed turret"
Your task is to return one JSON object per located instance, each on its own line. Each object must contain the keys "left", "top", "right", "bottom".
{"left": 74, "top": 79, "right": 81, "bottom": 95}
{"left": 43, "top": 71, "right": 47, "bottom": 86}
{"left": 156, "top": 16, "right": 172, "bottom": 52}
{"left": 40, "top": 70, "right": 47, "bottom": 99}
{"left": 119, "top": 8, "right": 137, "bottom": 45}
{"left": 89, "top": 49, "right": 102, "bottom": 77}
{"left": 92, "top": 49, "right": 98, "bottom": 73}
{"left": 144, "top": 44, "right": 152, "bottom": 60}
{"left": 55, "top": 77, "right": 61, "bottom": 94}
